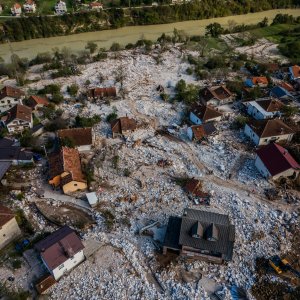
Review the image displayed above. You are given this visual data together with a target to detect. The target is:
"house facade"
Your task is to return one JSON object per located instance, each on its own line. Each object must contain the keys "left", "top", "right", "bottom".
{"left": 23, "top": 0, "right": 36, "bottom": 13}
{"left": 11, "top": 3, "right": 22, "bottom": 15}
{"left": 35, "top": 226, "right": 85, "bottom": 280}
{"left": 89, "top": 2, "right": 103, "bottom": 10}
{"left": 55, "top": 0, "right": 67, "bottom": 14}
{"left": 201, "top": 86, "right": 233, "bottom": 106}
{"left": 57, "top": 128, "right": 93, "bottom": 152}
{"left": 246, "top": 98, "right": 283, "bottom": 120}
{"left": 163, "top": 208, "right": 235, "bottom": 263}
{"left": 0, "top": 205, "right": 22, "bottom": 250}
{"left": 0, "top": 86, "right": 25, "bottom": 113}
{"left": 48, "top": 147, "right": 87, "bottom": 194}
{"left": 4, "top": 104, "right": 33, "bottom": 133}
{"left": 111, "top": 117, "right": 137, "bottom": 138}
{"left": 87, "top": 87, "right": 117, "bottom": 100}
{"left": 244, "top": 119, "right": 294, "bottom": 146}
{"left": 255, "top": 143, "right": 299, "bottom": 180}
{"left": 190, "top": 105, "right": 222, "bottom": 125}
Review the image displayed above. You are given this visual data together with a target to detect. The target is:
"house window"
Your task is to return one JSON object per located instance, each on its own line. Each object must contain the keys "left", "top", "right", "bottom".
{"left": 58, "top": 264, "right": 64, "bottom": 270}
{"left": 7, "top": 100, "right": 10, "bottom": 104}
{"left": 74, "top": 183, "right": 78, "bottom": 186}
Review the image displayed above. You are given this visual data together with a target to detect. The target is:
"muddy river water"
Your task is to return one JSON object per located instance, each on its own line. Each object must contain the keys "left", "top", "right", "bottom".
{"left": 0, "top": 9, "right": 300, "bottom": 61}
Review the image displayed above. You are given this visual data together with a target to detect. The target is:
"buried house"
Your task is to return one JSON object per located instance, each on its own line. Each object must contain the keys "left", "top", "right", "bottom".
{"left": 163, "top": 208, "right": 235, "bottom": 263}
{"left": 111, "top": 117, "right": 137, "bottom": 138}
{"left": 255, "top": 143, "right": 299, "bottom": 180}
{"left": 35, "top": 226, "right": 85, "bottom": 280}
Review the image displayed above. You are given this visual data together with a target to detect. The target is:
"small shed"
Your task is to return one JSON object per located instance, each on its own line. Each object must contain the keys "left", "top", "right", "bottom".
{"left": 86, "top": 192, "right": 98, "bottom": 207}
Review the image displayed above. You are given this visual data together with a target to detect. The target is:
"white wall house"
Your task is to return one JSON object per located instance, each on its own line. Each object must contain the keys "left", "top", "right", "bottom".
{"left": 6, "top": 118, "right": 33, "bottom": 133}
{"left": 246, "top": 101, "right": 281, "bottom": 120}
{"left": 44, "top": 250, "right": 85, "bottom": 280}
{"left": 189, "top": 106, "right": 222, "bottom": 125}
{"left": 23, "top": 0, "right": 36, "bottom": 13}
{"left": 55, "top": 0, "right": 67, "bottom": 14}
{"left": 11, "top": 3, "right": 22, "bottom": 16}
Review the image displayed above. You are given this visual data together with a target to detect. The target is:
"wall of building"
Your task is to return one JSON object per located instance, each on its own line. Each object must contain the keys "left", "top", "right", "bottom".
{"left": 0, "top": 218, "right": 22, "bottom": 250}
{"left": 77, "top": 145, "right": 92, "bottom": 152}
{"left": 181, "top": 246, "right": 223, "bottom": 263}
{"left": 48, "top": 250, "right": 85, "bottom": 280}
{"left": 258, "top": 133, "right": 294, "bottom": 146}
{"left": 187, "top": 127, "right": 193, "bottom": 141}
{"left": 244, "top": 124, "right": 260, "bottom": 145}
{"left": 0, "top": 97, "right": 21, "bottom": 113}
{"left": 254, "top": 156, "right": 271, "bottom": 178}
{"left": 7, "top": 118, "right": 32, "bottom": 133}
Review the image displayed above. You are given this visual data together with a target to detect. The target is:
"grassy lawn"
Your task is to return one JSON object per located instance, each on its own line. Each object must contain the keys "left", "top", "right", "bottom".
{"left": 249, "top": 24, "right": 299, "bottom": 43}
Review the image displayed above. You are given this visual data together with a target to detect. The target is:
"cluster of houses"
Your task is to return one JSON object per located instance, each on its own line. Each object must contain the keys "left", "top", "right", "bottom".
{"left": 5, "top": 0, "right": 103, "bottom": 16}
{"left": 188, "top": 65, "right": 300, "bottom": 182}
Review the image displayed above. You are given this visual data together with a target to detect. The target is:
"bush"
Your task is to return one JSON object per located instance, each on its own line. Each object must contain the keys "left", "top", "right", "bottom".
{"left": 110, "top": 42, "right": 122, "bottom": 52}
{"left": 231, "top": 115, "right": 249, "bottom": 130}
{"left": 106, "top": 112, "right": 118, "bottom": 123}
{"left": 12, "top": 259, "right": 22, "bottom": 269}
{"left": 67, "top": 84, "right": 79, "bottom": 97}
{"left": 75, "top": 115, "right": 101, "bottom": 127}
{"left": 205, "top": 55, "right": 226, "bottom": 69}
{"left": 112, "top": 155, "right": 119, "bottom": 169}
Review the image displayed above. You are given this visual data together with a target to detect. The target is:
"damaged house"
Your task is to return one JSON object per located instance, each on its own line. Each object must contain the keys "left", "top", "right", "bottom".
{"left": 187, "top": 123, "right": 217, "bottom": 142}
{"left": 163, "top": 208, "right": 235, "bottom": 263}
{"left": 200, "top": 86, "right": 233, "bottom": 106}
{"left": 0, "top": 86, "right": 25, "bottom": 113}
{"left": 246, "top": 98, "right": 284, "bottom": 120}
{"left": 189, "top": 105, "right": 222, "bottom": 125}
{"left": 87, "top": 87, "right": 117, "bottom": 100}
{"left": 255, "top": 143, "right": 299, "bottom": 180}
{"left": 244, "top": 119, "right": 294, "bottom": 146}
{"left": 48, "top": 147, "right": 87, "bottom": 194}
{"left": 35, "top": 226, "right": 85, "bottom": 280}
{"left": 111, "top": 117, "right": 137, "bottom": 138}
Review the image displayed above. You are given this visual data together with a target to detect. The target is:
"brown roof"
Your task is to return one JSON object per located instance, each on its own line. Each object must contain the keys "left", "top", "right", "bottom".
{"left": 262, "top": 63, "right": 279, "bottom": 73}
{"left": 191, "top": 105, "right": 222, "bottom": 123}
{"left": 13, "top": 3, "right": 21, "bottom": 9}
{"left": 247, "top": 119, "right": 294, "bottom": 138}
{"left": 88, "top": 87, "right": 116, "bottom": 98}
{"left": 89, "top": 2, "right": 102, "bottom": 6}
{"left": 256, "top": 99, "right": 284, "bottom": 112}
{"left": 252, "top": 77, "right": 268, "bottom": 85}
{"left": 0, "top": 86, "right": 24, "bottom": 100}
{"left": 291, "top": 65, "right": 300, "bottom": 79}
{"left": 58, "top": 128, "right": 92, "bottom": 146}
{"left": 35, "top": 274, "right": 56, "bottom": 294}
{"left": 35, "top": 226, "right": 84, "bottom": 270}
{"left": 191, "top": 125, "right": 206, "bottom": 140}
{"left": 202, "top": 86, "right": 233, "bottom": 102}
{"left": 0, "top": 205, "right": 15, "bottom": 227}
{"left": 279, "top": 82, "right": 294, "bottom": 92}
{"left": 48, "top": 147, "right": 85, "bottom": 184}
{"left": 111, "top": 117, "right": 137, "bottom": 134}
{"left": 6, "top": 104, "right": 32, "bottom": 124}
{"left": 27, "top": 96, "right": 49, "bottom": 108}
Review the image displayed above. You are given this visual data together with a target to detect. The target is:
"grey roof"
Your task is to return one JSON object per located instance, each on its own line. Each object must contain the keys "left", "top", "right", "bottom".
{"left": 0, "top": 138, "right": 15, "bottom": 148}
{"left": 0, "top": 161, "right": 11, "bottom": 180}
{"left": 203, "top": 122, "right": 217, "bottom": 136}
{"left": 179, "top": 209, "right": 235, "bottom": 261}
{"left": 0, "top": 147, "right": 33, "bottom": 161}
{"left": 163, "top": 216, "right": 182, "bottom": 250}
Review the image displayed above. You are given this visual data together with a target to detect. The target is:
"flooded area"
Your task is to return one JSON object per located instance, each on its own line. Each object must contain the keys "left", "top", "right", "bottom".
{"left": 0, "top": 8, "right": 300, "bottom": 61}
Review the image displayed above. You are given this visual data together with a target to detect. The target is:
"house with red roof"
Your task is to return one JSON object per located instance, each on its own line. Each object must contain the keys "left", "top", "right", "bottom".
{"left": 35, "top": 226, "right": 85, "bottom": 280}
{"left": 200, "top": 86, "right": 233, "bottom": 106}
{"left": 245, "top": 77, "right": 269, "bottom": 88}
{"left": 23, "top": 0, "right": 36, "bottom": 13}
{"left": 11, "top": 3, "right": 22, "bottom": 15}
{"left": 89, "top": 1, "right": 103, "bottom": 10}
{"left": 0, "top": 86, "right": 25, "bottom": 113}
{"left": 26, "top": 95, "right": 49, "bottom": 111}
{"left": 190, "top": 105, "right": 222, "bottom": 125}
{"left": 255, "top": 143, "right": 299, "bottom": 180}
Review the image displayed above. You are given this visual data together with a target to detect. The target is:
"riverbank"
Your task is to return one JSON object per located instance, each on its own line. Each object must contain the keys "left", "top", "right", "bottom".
{"left": 1, "top": 8, "right": 300, "bottom": 62}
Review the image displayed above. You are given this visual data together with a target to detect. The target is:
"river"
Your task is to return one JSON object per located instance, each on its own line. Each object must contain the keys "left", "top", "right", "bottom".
{"left": 1, "top": 8, "right": 300, "bottom": 62}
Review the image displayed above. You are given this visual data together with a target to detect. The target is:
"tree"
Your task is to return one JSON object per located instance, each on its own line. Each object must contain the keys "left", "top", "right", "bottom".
{"left": 67, "top": 84, "right": 79, "bottom": 97}
{"left": 281, "top": 105, "right": 299, "bottom": 117}
{"left": 197, "top": 37, "right": 208, "bottom": 57}
{"left": 110, "top": 42, "right": 121, "bottom": 52}
{"left": 259, "top": 17, "right": 268, "bottom": 27}
{"left": 85, "top": 41, "right": 98, "bottom": 54}
{"left": 205, "top": 23, "right": 224, "bottom": 38}
{"left": 227, "top": 20, "right": 237, "bottom": 33}
{"left": 60, "top": 137, "right": 75, "bottom": 148}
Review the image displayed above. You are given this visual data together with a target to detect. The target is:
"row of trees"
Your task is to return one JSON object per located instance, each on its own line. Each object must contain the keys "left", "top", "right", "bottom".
{"left": 1, "top": 0, "right": 298, "bottom": 43}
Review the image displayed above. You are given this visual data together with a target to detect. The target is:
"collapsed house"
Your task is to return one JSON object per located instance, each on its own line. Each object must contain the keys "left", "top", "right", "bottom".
{"left": 163, "top": 208, "right": 235, "bottom": 263}
{"left": 87, "top": 87, "right": 117, "bottom": 100}
{"left": 111, "top": 117, "right": 137, "bottom": 138}
{"left": 187, "top": 123, "right": 217, "bottom": 142}
{"left": 200, "top": 86, "right": 233, "bottom": 106}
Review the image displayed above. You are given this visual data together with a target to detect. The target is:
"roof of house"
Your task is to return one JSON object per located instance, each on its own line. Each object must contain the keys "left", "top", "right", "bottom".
{"left": 247, "top": 119, "right": 294, "bottom": 138}
{"left": 27, "top": 95, "right": 49, "bottom": 108}
{"left": 35, "top": 226, "right": 84, "bottom": 270}
{"left": 0, "top": 205, "right": 15, "bottom": 227}
{"left": 278, "top": 81, "right": 294, "bottom": 92}
{"left": 262, "top": 63, "right": 280, "bottom": 73}
{"left": 0, "top": 161, "right": 12, "bottom": 180}
{"left": 252, "top": 76, "right": 268, "bottom": 85}
{"left": 191, "top": 105, "right": 222, "bottom": 122}
{"left": 164, "top": 209, "right": 235, "bottom": 260}
{"left": 271, "top": 87, "right": 292, "bottom": 99}
{"left": 202, "top": 86, "right": 233, "bottom": 102}
{"left": 25, "top": 0, "right": 35, "bottom": 4}
{"left": 13, "top": 3, "right": 21, "bottom": 9}
{"left": 0, "top": 138, "right": 15, "bottom": 148}
{"left": 190, "top": 123, "right": 217, "bottom": 140}
{"left": 89, "top": 2, "right": 102, "bottom": 6}
{"left": 57, "top": 128, "right": 93, "bottom": 147}
{"left": 35, "top": 274, "right": 56, "bottom": 294}
{"left": 111, "top": 117, "right": 137, "bottom": 134}
{"left": 290, "top": 65, "right": 300, "bottom": 79}
{"left": 257, "top": 143, "right": 299, "bottom": 176}
{"left": 48, "top": 147, "right": 85, "bottom": 184}
{"left": 6, "top": 104, "right": 32, "bottom": 124}
{"left": 88, "top": 87, "right": 116, "bottom": 98}
{"left": 0, "top": 147, "right": 33, "bottom": 161}
{"left": 0, "top": 86, "right": 24, "bottom": 100}
{"left": 256, "top": 98, "right": 284, "bottom": 112}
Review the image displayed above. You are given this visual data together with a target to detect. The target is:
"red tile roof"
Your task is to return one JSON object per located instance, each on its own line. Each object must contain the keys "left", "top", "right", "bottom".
{"left": 0, "top": 205, "right": 15, "bottom": 227}
{"left": 35, "top": 226, "right": 84, "bottom": 270}
{"left": 252, "top": 77, "right": 268, "bottom": 85}
{"left": 257, "top": 143, "right": 300, "bottom": 176}
{"left": 48, "top": 147, "right": 85, "bottom": 184}
{"left": 191, "top": 105, "right": 222, "bottom": 123}
{"left": 89, "top": 2, "right": 102, "bottom": 6}
{"left": 6, "top": 104, "right": 32, "bottom": 123}
{"left": 278, "top": 82, "right": 294, "bottom": 92}
{"left": 13, "top": 3, "right": 21, "bottom": 9}
{"left": 202, "top": 86, "right": 233, "bottom": 102}
{"left": 290, "top": 65, "right": 300, "bottom": 79}
{"left": 28, "top": 95, "right": 49, "bottom": 108}
{"left": 35, "top": 274, "right": 56, "bottom": 294}
{"left": 57, "top": 128, "right": 93, "bottom": 146}
{"left": 0, "top": 86, "right": 24, "bottom": 100}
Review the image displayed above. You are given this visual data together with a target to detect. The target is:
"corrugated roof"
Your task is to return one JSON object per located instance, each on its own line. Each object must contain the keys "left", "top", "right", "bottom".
{"left": 256, "top": 143, "right": 300, "bottom": 176}
{"left": 57, "top": 128, "right": 93, "bottom": 146}
{"left": 35, "top": 226, "right": 84, "bottom": 270}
